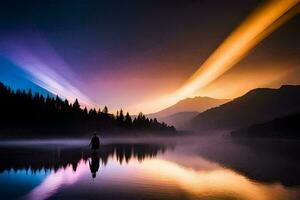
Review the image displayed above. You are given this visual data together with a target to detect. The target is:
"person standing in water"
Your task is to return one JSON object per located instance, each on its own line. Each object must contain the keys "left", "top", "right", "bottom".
{"left": 90, "top": 133, "right": 100, "bottom": 150}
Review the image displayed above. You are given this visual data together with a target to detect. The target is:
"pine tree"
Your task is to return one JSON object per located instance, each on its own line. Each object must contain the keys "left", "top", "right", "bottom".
{"left": 102, "top": 106, "right": 108, "bottom": 114}
{"left": 73, "top": 99, "right": 80, "bottom": 110}
{"left": 124, "top": 112, "right": 132, "bottom": 129}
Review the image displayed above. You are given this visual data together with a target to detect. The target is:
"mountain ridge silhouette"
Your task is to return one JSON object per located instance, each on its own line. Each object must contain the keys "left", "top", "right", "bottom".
{"left": 191, "top": 85, "right": 300, "bottom": 132}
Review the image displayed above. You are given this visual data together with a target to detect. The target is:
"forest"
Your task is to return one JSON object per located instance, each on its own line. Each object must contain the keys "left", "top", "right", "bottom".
{"left": 0, "top": 82, "right": 176, "bottom": 138}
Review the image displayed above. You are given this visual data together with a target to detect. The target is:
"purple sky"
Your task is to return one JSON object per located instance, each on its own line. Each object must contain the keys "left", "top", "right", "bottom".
{"left": 0, "top": 0, "right": 299, "bottom": 113}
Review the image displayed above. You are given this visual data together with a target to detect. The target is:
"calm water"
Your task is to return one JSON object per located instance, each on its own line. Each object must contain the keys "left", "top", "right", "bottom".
{"left": 0, "top": 136, "right": 300, "bottom": 200}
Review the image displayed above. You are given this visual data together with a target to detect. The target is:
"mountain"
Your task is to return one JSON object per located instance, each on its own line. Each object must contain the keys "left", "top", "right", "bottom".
{"left": 148, "top": 97, "right": 230, "bottom": 119}
{"left": 231, "top": 112, "right": 300, "bottom": 138}
{"left": 159, "top": 111, "right": 199, "bottom": 130}
{"left": 191, "top": 85, "right": 300, "bottom": 131}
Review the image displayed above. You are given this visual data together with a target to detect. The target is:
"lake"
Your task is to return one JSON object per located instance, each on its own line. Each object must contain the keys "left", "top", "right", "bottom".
{"left": 0, "top": 136, "right": 299, "bottom": 200}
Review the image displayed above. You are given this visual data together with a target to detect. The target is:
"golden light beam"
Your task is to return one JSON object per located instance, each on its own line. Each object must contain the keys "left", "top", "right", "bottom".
{"left": 135, "top": 0, "right": 300, "bottom": 114}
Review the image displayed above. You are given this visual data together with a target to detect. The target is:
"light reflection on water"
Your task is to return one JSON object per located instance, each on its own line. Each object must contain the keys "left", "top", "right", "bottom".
{"left": 0, "top": 137, "right": 299, "bottom": 200}
{"left": 0, "top": 169, "right": 49, "bottom": 200}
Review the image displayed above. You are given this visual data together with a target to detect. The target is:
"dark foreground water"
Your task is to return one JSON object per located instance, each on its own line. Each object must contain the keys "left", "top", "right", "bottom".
{"left": 0, "top": 136, "right": 300, "bottom": 200}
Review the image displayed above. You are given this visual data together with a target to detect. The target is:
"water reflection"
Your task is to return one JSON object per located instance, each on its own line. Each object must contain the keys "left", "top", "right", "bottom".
{"left": 0, "top": 143, "right": 170, "bottom": 173}
{"left": 0, "top": 138, "right": 299, "bottom": 200}
{"left": 187, "top": 137, "right": 300, "bottom": 186}
{"left": 89, "top": 151, "right": 100, "bottom": 178}
{"left": 0, "top": 142, "right": 172, "bottom": 200}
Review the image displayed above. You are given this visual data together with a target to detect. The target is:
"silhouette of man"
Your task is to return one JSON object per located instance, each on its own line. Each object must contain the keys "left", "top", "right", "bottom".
{"left": 89, "top": 151, "right": 100, "bottom": 178}
{"left": 90, "top": 133, "right": 100, "bottom": 150}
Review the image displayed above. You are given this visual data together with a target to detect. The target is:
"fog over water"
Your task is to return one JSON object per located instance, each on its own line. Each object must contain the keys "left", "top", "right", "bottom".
{"left": 0, "top": 135, "right": 299, "bottom": 200}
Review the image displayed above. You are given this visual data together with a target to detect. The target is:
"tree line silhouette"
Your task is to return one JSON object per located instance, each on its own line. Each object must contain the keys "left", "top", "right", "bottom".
{"left": 0, "top": 82, "right": 175, "bottom": 137}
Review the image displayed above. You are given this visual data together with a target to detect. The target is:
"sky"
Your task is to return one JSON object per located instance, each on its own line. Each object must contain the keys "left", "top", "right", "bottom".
{"left": 0, "top": 0, "right": 299, "bottom": 114}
